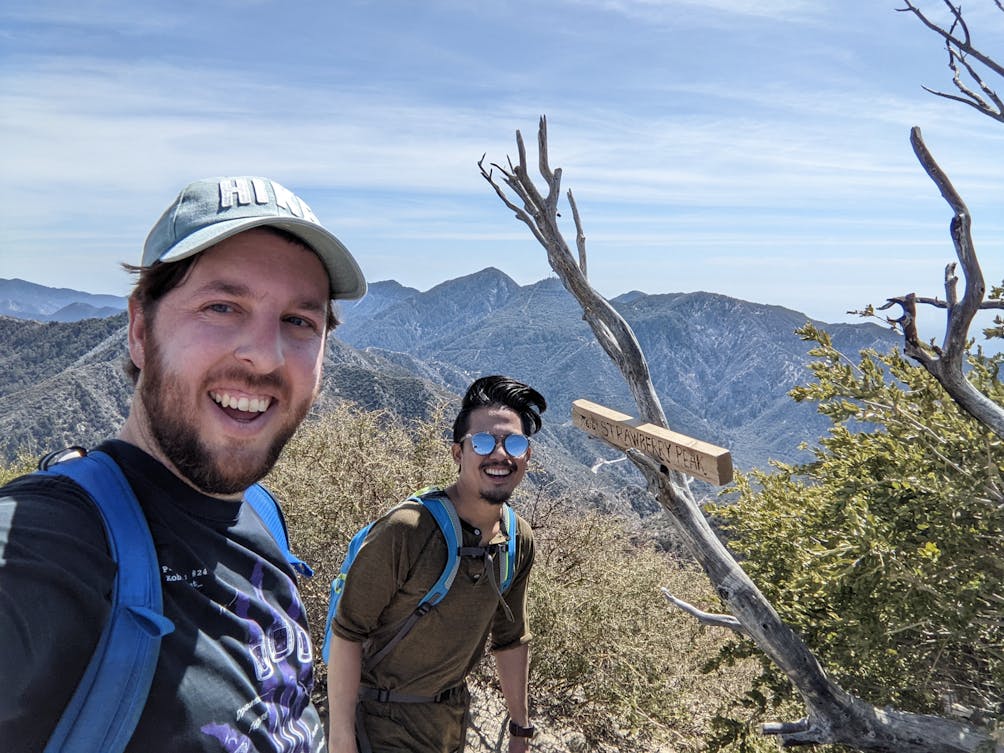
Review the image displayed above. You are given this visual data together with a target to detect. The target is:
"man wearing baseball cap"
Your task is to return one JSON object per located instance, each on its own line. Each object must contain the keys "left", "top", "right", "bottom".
{"left": 0, "top": 177, "right": 365, "bottom": 752}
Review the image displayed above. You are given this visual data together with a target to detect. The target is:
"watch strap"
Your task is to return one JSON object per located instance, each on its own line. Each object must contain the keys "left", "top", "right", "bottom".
{"left": 508, "top": 719, "right": 536, "bottom": 738}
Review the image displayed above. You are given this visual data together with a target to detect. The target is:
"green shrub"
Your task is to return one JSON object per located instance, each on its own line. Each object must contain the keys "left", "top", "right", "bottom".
{"left": 714, "top": 325, "right": 1004, "bottom": 731}
{"left": 0, "top": 451, "right": 41, "bottom": 485}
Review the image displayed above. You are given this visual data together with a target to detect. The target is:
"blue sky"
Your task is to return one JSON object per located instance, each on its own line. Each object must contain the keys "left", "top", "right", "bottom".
{"left": 2, "top": 1, "right": 1003, "bottom": 334}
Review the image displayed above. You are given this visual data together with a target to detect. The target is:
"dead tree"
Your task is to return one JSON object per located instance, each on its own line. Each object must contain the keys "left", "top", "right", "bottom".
{"left": 877, "top": 2, "right": 1004, "bottom": 436}
{"left": 878, "top": 126, "right": 1004, "bottom": 438}
{"left": 479, "top": 116, "right": 1000, "bottom": 752}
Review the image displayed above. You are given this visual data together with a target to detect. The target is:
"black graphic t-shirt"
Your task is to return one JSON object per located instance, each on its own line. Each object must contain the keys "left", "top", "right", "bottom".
{"left": 0, "top": 440, "right": 324, "bottom": 753}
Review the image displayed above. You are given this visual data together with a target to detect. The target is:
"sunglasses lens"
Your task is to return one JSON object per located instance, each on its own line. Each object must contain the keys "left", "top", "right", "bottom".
{"left": 467, "top": 433, "right": 529, "bottom": 457}
{"left": 470, "top": 433, "right": 497, "bottom": 455}
{"left": 503, "top": 434, "right": 529, "bottom": 457}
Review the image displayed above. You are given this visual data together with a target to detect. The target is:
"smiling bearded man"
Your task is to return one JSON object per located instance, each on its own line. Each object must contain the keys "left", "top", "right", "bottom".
{"left": 0, "top": 176, "right": 366, "bottom": 753}
{"left": 128, "top": 229, "right": 326, "bottom": 495}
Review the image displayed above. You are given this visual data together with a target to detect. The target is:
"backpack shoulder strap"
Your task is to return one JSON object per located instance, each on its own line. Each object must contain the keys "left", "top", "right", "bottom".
{"left": 244, "top": 484, "right": 313, "bottom": 578}
{"left": 500, "top": 503, "right": 519, "bottom": 593}
{"left": 415, "top": 493, "right": 462, "bottom": 607}
{"left": 321, "top": 521, "right": 375, "bottom": 662}
{"left": 39, "top": 450, "right": 174, "bottom": 753}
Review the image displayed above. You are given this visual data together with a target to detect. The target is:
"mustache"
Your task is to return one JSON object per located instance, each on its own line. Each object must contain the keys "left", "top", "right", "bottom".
{"left": 210, "top": 367, "right": 285, "bottom": 393}
{"left": 480, "top": 459, "right": 516, "bottom": 471}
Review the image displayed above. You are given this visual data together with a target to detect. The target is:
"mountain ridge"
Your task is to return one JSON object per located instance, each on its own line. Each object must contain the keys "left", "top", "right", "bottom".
{"left": 0, "top": 278, "right": 127, "bottom": 322}
{"left": 333, "top": 269, "right": 899, "bottom": 473}
{"left": 0, "top": 273, "right": 901, "bottom": 508}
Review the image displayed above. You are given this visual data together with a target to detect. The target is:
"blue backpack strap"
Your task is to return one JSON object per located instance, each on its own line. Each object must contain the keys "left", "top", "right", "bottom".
{"left": 417, "top": 495, "right": 462, "bottom": 606}
{"left": 244, "top": 484, "right": 313, "bottom": 578}
{"left": 40, "top": 450, "right": 174, "bottom": 753}
{"left": 321, "top": 491, "right": 461, "bottom": 668}
{"left": 500, "top": 504, "right": 518, "bottom": 593}
{"left": 321, "top": 522, "right": 374, "bottom": 662}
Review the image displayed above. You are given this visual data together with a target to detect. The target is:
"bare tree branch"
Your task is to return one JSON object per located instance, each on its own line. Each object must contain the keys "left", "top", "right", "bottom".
{"left": 481, "top": 117, "right": 1000, "bottom": 752}
{"left": 880, "top": 128, "right": 1004, "bottom": 439}
{"left": 568, "top": 189, "right": 587, "bottom": 278}
{"left": 479, "top": 118, "right": 664, "bottom": 427}
{"left": 660, "top": 588, "right": 747, "bottom": 635}
{"left": 899, "top": 0, "right": 1004, "bottom": 121}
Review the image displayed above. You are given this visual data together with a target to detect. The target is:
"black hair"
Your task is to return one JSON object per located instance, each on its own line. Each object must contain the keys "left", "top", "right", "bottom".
{"left": 120, "top": 227, "right": 339, "bottom": 384}
{"left": 452, "top": 375, "right": 547, "bottom": 442}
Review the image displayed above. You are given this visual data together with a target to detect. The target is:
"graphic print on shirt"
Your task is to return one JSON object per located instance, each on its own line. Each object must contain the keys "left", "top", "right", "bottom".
{"left": 162, "top": 562, "right": 211, "bottom": 588}
{"left": 201, "top": 560, "right": 318, "bottom": 752}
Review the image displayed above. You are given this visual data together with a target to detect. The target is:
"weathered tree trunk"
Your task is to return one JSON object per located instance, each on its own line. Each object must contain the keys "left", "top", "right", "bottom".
{"left": 480, "top": 116, "right": 1000, "bottom": 753}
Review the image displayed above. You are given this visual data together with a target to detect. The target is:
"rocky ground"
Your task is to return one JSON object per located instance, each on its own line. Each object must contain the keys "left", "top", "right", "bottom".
{"left": 466, "top": 684, "right": 636, "bottom": 753}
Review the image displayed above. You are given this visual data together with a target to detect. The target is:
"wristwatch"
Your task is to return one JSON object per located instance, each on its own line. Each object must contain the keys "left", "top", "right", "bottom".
{"left": 508, "top": 719, "right": 536, "bottom": 738}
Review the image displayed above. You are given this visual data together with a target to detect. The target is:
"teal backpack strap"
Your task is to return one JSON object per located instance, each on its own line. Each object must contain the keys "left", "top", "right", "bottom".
{"left": 40, "top": 450, "right": 175, "bottom": 753}
{"left": 417, "top": 495, "right": 462, "bottom": 606}
{"left": 244, "top": 484, "right": 313, "bottom": 578}
{"left": 500, "top": 504, "right": 518, "bottom": 593}
{"left": 321, "top": 491, "right": 462, "bottom": 668}
{"left": 321, "top": 521, "right": 375, "bottom": 662}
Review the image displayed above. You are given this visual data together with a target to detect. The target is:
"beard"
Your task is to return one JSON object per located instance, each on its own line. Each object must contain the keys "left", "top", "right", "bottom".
{"left": 480, "top": 488, "right": 512, "bottom": 506}
{"left": 139, "top": 333, "right": 313, "bottom": 495}
{"left": 478, "top": 461, "right": 518, "bottom": 506}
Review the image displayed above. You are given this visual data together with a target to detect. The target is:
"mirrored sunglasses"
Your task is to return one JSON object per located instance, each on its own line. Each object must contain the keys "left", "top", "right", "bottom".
{"left": 464, "top": 432, "right": 530, "bottom": 458}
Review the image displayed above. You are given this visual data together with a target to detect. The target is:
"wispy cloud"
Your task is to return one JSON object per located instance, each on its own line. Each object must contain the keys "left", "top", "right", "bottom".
{"left": 564, "top": 0, "right": 823, "bottom": 23}
{"left": 3, "top": 0, "right": 1002, "bottom": 322}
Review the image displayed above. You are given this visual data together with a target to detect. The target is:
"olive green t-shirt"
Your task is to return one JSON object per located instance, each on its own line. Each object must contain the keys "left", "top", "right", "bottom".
{"left": 331, "top": 495, "right": 534, "bottom": 752}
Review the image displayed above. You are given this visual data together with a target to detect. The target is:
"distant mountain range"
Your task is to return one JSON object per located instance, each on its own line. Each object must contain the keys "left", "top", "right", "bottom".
{"left": 0, "top": 278, "right": 127, "bottom": 321}
{"left": 0, "top": 272, "right": 901, "bottom": 517}
{"left": 333, "top": 268, "right": 899, "bottom": 473}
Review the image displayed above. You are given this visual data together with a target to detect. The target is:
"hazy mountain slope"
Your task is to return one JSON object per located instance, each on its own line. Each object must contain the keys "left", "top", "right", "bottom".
{"left": 0, "top": 272, "right": 903, "bottom": 494}
{"left": 48, "top": 302, "right": 125, "bottom": 322}
{"left": 338, "top": 279, "right": 419, "bottom": 325}
{"left": 617, "top": 292, "right": 898, "bottom": 467}
{"left": 336, "top": 273, "right": 901, "bottom": 472}
{"left": 0, "top": 278, "right": 126, "bottom": 321}
{"left": 336, "top": 268, "right": 523, "bottom": 351}
{"left": 0, "top": 313, "right": 130, "bottom": 397}
{"left": 0, "top": 361, "right": 134, "bottom": 460}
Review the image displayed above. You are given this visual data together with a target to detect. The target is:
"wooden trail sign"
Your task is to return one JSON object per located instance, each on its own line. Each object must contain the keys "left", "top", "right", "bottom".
{"left": 572, "top": 399, "right": 734, "bottom": 486}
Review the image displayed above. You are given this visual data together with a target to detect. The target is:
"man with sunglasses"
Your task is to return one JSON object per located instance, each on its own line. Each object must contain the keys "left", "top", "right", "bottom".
{"left": 326, "top": 375, "right": 546, "bottom": 753}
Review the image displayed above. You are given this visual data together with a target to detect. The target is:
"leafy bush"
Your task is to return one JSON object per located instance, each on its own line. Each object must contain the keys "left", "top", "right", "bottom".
{"left": 0, "top": 452, "right": 38, "bottom": 486}
{"left": 714, "top": 325, "right": 1004, "bottom": 727}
